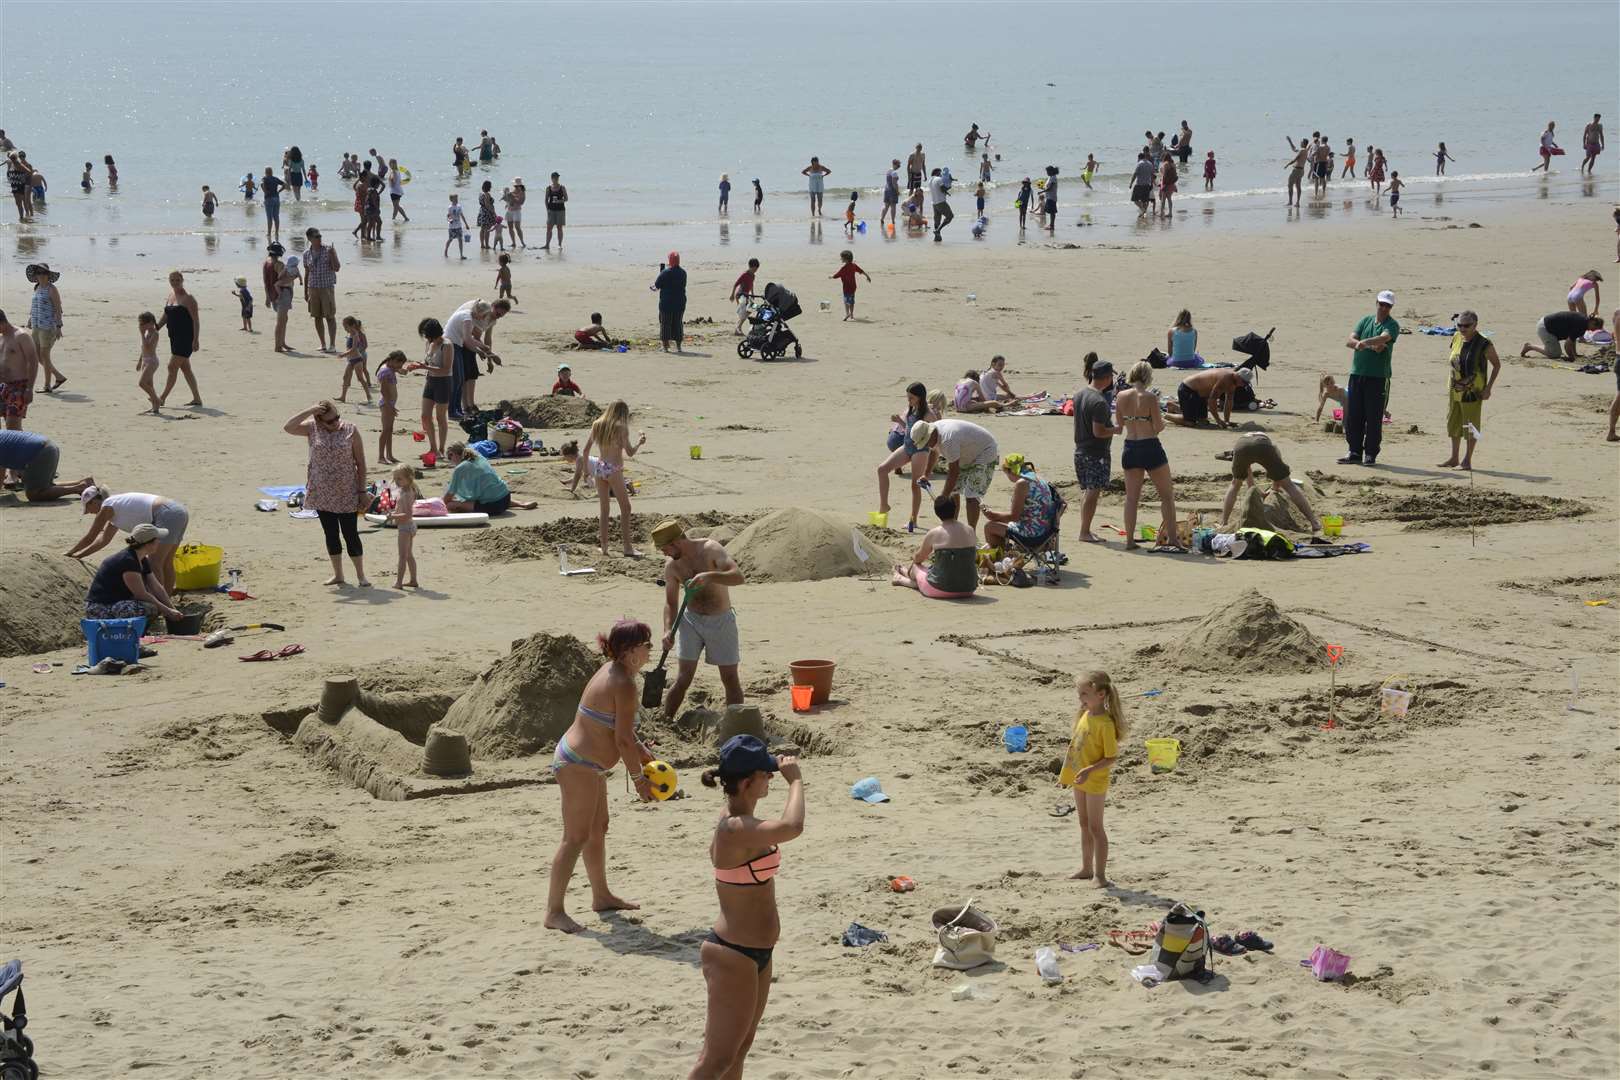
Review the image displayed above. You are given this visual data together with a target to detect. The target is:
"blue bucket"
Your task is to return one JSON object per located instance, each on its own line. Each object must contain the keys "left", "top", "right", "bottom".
{"left": 1003, "top": 725, "right": 1029, "bottom": 752}
{"left": 82, "top": 616, "right": 146, "bottom": 665}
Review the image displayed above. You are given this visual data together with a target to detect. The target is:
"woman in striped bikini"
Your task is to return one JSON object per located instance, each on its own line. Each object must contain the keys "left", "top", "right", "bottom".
{"left": 544, "top": 619, "right": 658, "bottom": 935}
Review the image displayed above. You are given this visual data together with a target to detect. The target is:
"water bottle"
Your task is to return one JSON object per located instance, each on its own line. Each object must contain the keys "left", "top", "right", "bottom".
{"left": 965, "top": 293, "right": 977, "bottom": 305}
{"left": 1035, "top": 947, "right": 1063, "bottom": 984}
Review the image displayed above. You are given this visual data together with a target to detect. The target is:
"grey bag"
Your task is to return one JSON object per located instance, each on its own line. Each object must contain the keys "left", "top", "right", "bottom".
{"left": 931, "top": 899, "right": 998, "bottom": 970}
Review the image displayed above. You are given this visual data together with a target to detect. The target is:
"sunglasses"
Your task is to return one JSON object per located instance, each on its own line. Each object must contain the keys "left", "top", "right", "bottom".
{"left": 1457, "top": 322, "right": 1477, "bottom": 329}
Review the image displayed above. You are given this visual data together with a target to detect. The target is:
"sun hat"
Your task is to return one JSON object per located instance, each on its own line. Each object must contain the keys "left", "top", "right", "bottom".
{"left": 234, "top": 276, "right": 247, "bottom": 287}
{"left": 266, "top": 242, "right": 285, "bottom": 257}
{"left": 851, "top": 777, "right": 891, "bottom": 803}
{"left": 1001, "top": 452, "right": 1027, "bottom": 473}
{"left": 909, "top": 420, "right": 936, "bottom": 448}
{"left": 717, "top": 734, "right": 778, "bottom": 777}
{"left": 24, "top": 263, "right": 59, "bottom": 283}
{"left": 1376, "top": 289, "right": 1395, "bottom": 306}
{"left": 650, "top": 519, "right": 685, "bottom": 547}
{"left": 128, "top": 523, "right": 170, "bottom": 544}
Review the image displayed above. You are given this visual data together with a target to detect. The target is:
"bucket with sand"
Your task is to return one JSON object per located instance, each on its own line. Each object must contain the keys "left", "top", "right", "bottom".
{"left": 438, "top": 632, "right": 600, "bottom": 758}
{"left": 728, "top": 507, "right": 868, "bottom": 583}
{"left": 1165, "top": 589, "right": 1328, "bottom": 674}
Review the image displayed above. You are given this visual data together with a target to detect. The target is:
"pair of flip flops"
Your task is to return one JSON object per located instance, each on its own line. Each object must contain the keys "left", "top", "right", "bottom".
{"left": 239, "top": 643, "right": 305, "bottom": 662}
{"left": 1108, "top": 928, "right": 1157, "bottom": 954}
{"left": 1212, "top": 931, "right": 1274, "bottom": 956}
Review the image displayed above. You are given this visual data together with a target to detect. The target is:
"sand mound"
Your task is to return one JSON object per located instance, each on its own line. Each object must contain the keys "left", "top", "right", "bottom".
{"left": 0, "top": 552, "right": 96, "bottom": 658}
{"left": 1165, "top": 589, "right": 1327, "bottom": 673}
{"left": 728, "top": 508, "right": 868, "bottom": 583}
{"left": 439, "top": 633, "right": 601, "bottom": 759}
{"left": 499, "top": 396, "right": 602, "bottom": 430}
{"left": 1225, "top": 485, "right": 1315, "bottom": 534}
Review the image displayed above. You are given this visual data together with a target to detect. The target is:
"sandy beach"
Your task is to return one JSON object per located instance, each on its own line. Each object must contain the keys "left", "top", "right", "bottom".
{"left": 2, "top": 201, "right": 1617, "bottom": 1078}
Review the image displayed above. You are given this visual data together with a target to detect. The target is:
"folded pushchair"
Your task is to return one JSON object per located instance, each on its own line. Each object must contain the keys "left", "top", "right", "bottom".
{"left": 737, "top": 282, "right": 803, "bottom": 360}
{"left": 1231, "top": 327, "right": 1274, "bottom": 411}
{"left": 1, "top": 959, "right": 37, "bottom": 1080}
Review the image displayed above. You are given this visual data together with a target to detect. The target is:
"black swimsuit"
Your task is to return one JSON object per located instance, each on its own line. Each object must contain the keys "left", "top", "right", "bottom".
{"left": 705, "top": 931, "right": 773, "bottom": 972}
{"left": 165, "top": 301, "right": 195, "bottom": 358}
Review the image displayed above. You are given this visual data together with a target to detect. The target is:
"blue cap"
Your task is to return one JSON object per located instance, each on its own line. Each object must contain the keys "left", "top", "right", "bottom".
{"left": 851, "top": 777, "right": 890, "bottom": 803}
{"left": 717, "top": 735, "right": 778, "bottom": 778}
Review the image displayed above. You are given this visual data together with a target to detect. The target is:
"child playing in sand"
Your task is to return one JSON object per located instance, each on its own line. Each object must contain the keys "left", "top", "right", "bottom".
{"left": 232, "top": 277, "right": 253, "bottom": 332}
{"left": 136, "top": 311, "right": 161, "bottom": 414}
{"left": 496, "top": 253, "right": 515, "bottom": 303}
{"left": 389, "top": 463, "right": 419, "bottom": 589}
{"left": 953, "top": 369, "right": 1000, "bottom": 413}
{"left": 1204, "top": 151, "right": 1217, "bottom": 191}
{"left": 830, "top": 249, "right": 871, "bottom": 321}
{"left": 844, "top": 190, "right": 858, "bottom": 236}
{"left": 1082, "top": 154, "right": 1098, "bottom": 189}
{"left": 1387, "top": 171, "right": 1403, "bottom": 216}
{"left": 752, "top": 177, "right": 763, "bottom": 212}
{"left": 552, "top": 363, "right": 583, "bottom": 396}
{"left": 568, "top": 400, "right": 646, "bottom": 557}
{"left": 1435, "top": 142, "right": 1455, "bottom": 176}
{"left": 573, "top": 313, "right": 614, "bottom": 351}
{"left": 337, "top": 316, "right": 374, "bottom": 404}
{"left": 202, "top": 186, "right": 217, "bottom": 218}
{"left": 375, "top": 350, "right": 408, "bottom": 465}
{"left": 445, "top": 194, "right": 468, "bottom": 259}
{"left": 1059, "top": 669, "right": 1125, "bottom": 886}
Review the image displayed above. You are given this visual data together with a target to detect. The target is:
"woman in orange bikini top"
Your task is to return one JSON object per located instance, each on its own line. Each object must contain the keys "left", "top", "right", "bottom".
{"left": 689, "top": 735, "right": 805, "bottom": 1079}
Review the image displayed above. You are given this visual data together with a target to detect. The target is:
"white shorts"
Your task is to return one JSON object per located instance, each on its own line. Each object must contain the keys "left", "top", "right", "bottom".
{"left": 676, "top": 609, "right": 740, "bottom": 667}
{"left": 506, "top": 207, "right": 521, "bottom": 223}
{"left": 1536, "top": 317, "right": 1562, "bottom": 355}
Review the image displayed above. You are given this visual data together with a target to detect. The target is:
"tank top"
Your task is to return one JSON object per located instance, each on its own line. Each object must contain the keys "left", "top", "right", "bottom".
{"left": 1171, "top": 328, "right": 1198, "bottom": 362}
{"left": 29, "top": 285, "right": 58, "bottom": 329}
{"left": 103, "top": 492, "right": 160, "bottom": 532}
{"left": 927, "top": 545, "right": 979, "bottom": 595}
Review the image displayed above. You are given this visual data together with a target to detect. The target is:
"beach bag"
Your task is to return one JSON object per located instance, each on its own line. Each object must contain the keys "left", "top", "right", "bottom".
{"left": 1145, "top": 347, "right": 1168, "bottom": 369}
{"left": 1149, "top": 903, "right": 1211, "bottom": 981}
{"left": 932, "top": 900, "right": 998, "bottom": 970}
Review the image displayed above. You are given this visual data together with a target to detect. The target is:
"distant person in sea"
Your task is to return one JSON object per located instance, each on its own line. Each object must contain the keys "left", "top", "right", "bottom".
{"left": 1158, "top": 155, "right": 1177, "bottom": 216}
{"left": 1176, "top": 120, "right": 1193, "bottom": 166}
{"left": 1283, "top": 136, "right": 1309, "bottom": 207}
{"left": 1015, "top": 176, "right": 1032, "bottom": 228}
{"left": 1534, "top": 121, "right": 1559, "bottom": 172}
{"left": 260, "top": 166, "right": 285, "bottom": 242}
{"left": 1436, "top": 310, "right": 1501, "bottom": 471}
{"left": 801, "top": 156, "right": 831, "bottom": 216}
{"left": 24, "top": 264, "right": 65, "bottom": 394}
{"left": 843, "top": 189, "right": 859, "bottom": 236}
{"left": 929, "top": 167, "right": 954, "bottom": 241}
{"left": 1041, "top": 165, "right": 1059, "bottom": 233}
{"left": 1342, "top": 138, "right": 1357, "bottom": 179}
{"left": 1581, "top": 114, "right": 1605, "bottom": 174}
{"left": 1434, "top": 142, "right": 1456, "bottom": 175}
{"left": 881, "top": 159, "right": 901, "bottom": 228}
{"left": 907, "top": 143, "right": 926, "bottom": 190}
{"left": 543, "top": 172, "right": 568, "bottom": 250}
{"left": 718, "top": 173, "right": 730, "bottom": 214}
{"left": 7, "top": 153, "right": 32, "bottom": 221}
{"left": 388, "top": 157, "right": 410, "bottom": 223}
{"left": 653, "top": 252, "right": 688, "bottom": 353}
{"left": 1368, "top": 149, "right": 1386, "bottom": 197}
{"left": 1387, "top": 172, "right": 1403, "bottom": 216}
{"left": 752, "top": 177, "right": 763, "bottom": 212}
{"left": 964, "top": 123, "right": 988, "bottom": 150}
{"left": 1567, "top": 270, "right": 1602, "bottom": 316}
{"left": 1082, "top": 153, "right": 1098, "bottom": 189}
{"left": 1204, "top": 151, "right": 1217, "bottom": 190}
{"left": 1130, "top": 152, "right": 1155, "bottom": 217}
{"left": 445, "top": 194, "right": 469, "bottom": 259}
{"left": 477, "top": 179, "right": 498, "bottom": 250}
{"left": 104, "top": 154, "right": 117, "bottom": 185}
{"left": 980, "top": 152, "right": 993, "bottom": 183}
{"left": 286, "top": 146, "right": 305, "bottom": 201}
{"left": 153, "top": 270, "right": 202, "bottom": 409}
{"left": 82, "top": 162, "right": 94, "bottom": 192}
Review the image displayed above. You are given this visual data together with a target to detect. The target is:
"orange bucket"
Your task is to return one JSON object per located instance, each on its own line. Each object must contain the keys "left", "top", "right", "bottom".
{"left": 790, "top": 684, "right": 814, "bottom": 712}
{"left": 789, "top": 659, "right": 836, "bottom": 705}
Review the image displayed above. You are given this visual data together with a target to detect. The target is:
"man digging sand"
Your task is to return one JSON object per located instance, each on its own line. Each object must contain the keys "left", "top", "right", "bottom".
{"left": 654, "top": 520, "right": 746, "bottom": 719}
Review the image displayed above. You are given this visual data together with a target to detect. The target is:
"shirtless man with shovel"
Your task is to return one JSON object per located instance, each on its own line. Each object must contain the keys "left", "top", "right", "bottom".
{"left": 645, "top": 519, "right": 746, "bottom": 719}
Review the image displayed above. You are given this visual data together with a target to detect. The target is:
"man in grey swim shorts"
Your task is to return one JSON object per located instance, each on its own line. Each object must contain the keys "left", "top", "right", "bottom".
{"left": 654, "top": 519, "right": 747, "bottom": 719}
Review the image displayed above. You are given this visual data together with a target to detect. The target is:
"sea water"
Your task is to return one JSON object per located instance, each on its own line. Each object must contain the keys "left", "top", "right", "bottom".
{"left": 1, "top": 0, "right": 1614, "bottom": 269}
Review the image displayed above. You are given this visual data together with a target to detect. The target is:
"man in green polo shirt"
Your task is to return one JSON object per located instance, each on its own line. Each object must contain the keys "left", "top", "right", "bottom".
{"left": 1338, "top": 289, "right": 1400, "bottom": 466}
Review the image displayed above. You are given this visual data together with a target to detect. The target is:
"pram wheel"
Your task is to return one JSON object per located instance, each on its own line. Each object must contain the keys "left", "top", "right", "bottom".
{"left": 793, "top": 344, "right": 802, "bottom": 358}
{"left": 736, "top": 342, "right": 753, "bottom": 359}
{"left": 1, "top": 1060, "right": 36, "bottom": 1080}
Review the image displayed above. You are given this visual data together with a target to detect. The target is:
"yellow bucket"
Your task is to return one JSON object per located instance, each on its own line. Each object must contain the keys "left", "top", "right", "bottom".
{"left": 868, "top": 511, "right": 889, "bottom": 527}
{"left": 1322, "top": 514, "right": 1343, "bottom": 537}
{"left": 1145, "top": 738, "right": 1181, "bottom": 774}
{"left": 689, "top": 445, "right": 702, "bottom": 460}
{"left": 172, "top": 543, "right": 224, "bottom": 591}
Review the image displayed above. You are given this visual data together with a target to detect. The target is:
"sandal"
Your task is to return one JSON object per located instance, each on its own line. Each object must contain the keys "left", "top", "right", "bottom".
{"left": 238, "top": 649, "right": 276, "bottom": 662}
{"left": 1235, "top": 931, "right": 1273, "bottom": 952}
{"left": 1212, "top": 934, "right": 1248, "bottom": 956}
{"left": 275, "top": 643, "right": 306, "bottom": 658}
{"left": 1049, "top": 802, "right": 1075, "bottom": 817}
{"left": 1107, "top": 929, "right": 1155, "bottom": 954}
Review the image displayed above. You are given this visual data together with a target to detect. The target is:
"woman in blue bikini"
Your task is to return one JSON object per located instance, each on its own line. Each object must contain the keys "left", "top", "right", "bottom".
{"left": 689, "top": 735, "right": 805, "bottom": 1080}
{"left": 545, "top": 619, "right": 658, "bottom": 935}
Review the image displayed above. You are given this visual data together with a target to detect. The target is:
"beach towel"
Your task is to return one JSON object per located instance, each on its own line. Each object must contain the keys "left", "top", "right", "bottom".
{"left": 258, "top": 485, "right": 306, "bottom": 499}
{"left": 1292, "top": 541, "right": 1371, "bottom": 558}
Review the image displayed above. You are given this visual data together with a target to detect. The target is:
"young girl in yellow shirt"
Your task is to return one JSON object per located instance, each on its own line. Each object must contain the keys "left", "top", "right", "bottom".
{"left": 1059, "top": 670, "right": 1127, "bottom": 886}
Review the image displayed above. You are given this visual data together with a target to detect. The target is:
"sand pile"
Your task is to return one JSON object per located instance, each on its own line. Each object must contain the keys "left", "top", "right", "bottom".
{"left": 439, "top": 633, "right": 600, "bottom": 758}
{"left": 1226, "top": 485, "right": 1315, "bottom": 534}
{"left": 728, "top": 508, "right": 868, "bottom": 583}
{"left": 0, "top": 552, "right": 96, "bottom": 657}
{"left": 499, "top": 396, "right": 602, "bottom": 430}
{"left": 1165, "top": 589, "right": 1327, "bottom": 674}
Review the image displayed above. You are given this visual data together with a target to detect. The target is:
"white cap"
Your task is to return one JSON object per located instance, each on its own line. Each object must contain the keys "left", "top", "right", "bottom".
{"left": 1376, "top": 290, "right": 1395, "bottom": 306}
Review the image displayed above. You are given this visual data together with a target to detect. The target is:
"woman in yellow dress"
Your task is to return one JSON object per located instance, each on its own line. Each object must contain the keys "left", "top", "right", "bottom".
{"left": 1059, "top": 670, "right": 1127, "bottom": 886}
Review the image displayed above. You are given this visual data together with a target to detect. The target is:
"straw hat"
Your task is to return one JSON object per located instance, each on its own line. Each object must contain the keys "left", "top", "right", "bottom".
{"left": 24, "top": 263, "right": 60, "bottom": 283}
{"left": 651, "top": 520, "right": 685, "bottom": 547}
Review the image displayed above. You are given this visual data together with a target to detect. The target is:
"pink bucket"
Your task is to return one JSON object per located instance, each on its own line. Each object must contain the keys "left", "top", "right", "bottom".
{"left": 1307, "top": 945, "right": 1352, "bottom": 981}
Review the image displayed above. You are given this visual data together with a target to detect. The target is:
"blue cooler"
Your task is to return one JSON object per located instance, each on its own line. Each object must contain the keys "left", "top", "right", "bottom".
{"left": 82, "top": 616, "right": 147, "bottom": 665}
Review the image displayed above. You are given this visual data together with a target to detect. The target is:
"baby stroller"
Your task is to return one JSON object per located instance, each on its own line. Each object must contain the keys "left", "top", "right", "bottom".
{"left": 0, "top": 960, "right": 37, "bottom": 1080}
{"left": 737, "top": 282, "right": 803, "bottom": 361}
{"left": 1231, "top": 327, "right": 1274, "bottom": 411}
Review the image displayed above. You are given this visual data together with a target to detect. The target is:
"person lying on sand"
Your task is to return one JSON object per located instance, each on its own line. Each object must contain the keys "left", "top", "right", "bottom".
{"left": 892, "top": 492, "right": 979, "bottom": 599}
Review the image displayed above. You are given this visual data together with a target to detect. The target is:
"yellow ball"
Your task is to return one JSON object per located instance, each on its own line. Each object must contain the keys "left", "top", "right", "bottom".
{"left": 642, "top": 760, "right": 679, "bottom": 801}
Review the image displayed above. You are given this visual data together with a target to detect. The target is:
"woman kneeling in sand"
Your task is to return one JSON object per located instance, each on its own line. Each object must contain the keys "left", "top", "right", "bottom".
{"left": 892, "top": 492, "right": 979, "bottom": 599}
{"left": 546, "top": 619, "right": 659, "bottom": 934}
{"left": 690, "top": 736, "right": 804, "bottom": 1080}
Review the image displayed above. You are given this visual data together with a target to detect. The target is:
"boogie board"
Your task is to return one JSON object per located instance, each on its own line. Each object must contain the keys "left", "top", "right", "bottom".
{"left": 364, "top": 512, "right": 489, "bottom": 528}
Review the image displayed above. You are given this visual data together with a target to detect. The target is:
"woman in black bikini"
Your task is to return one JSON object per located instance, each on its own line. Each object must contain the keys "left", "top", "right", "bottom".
{"left": 154, "top": 270, "right": 201, "bottom": 408}
{"left": 1115, "top": 360, "right": 1181, "bottom": 551}
{"left": 690, "top": 736, "right": 804, "bottom": 1080}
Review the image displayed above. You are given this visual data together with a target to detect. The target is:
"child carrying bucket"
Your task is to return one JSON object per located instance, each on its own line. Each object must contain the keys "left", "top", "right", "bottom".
{"left": 1058, "top": 670, "right": 1127, "bottom": 887}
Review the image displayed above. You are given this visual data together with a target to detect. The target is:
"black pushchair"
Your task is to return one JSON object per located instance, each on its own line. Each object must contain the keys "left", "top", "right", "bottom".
{"left": 1, "top": 959, "right": 37, "bottom": 1080}
{"left": 736, "top": 283, "right": 803, "bottom": 360}
{"left": 1230, "top": 327, "right": 1274, "bottom": 412}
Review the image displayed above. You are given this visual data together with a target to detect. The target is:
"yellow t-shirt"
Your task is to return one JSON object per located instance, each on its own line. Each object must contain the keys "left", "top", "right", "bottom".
{"left": 1059, "top": 709, "right": 1118, "bottom": 794}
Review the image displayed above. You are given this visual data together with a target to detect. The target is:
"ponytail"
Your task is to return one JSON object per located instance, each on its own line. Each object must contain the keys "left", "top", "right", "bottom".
{"left": 700, "top": 768, "right": 745, "bottom": 795}
{"left": 1085, "top": 669, "right": 1128, "bottom": 738}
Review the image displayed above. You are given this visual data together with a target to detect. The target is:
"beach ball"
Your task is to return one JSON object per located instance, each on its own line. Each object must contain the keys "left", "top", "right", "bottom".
{"left": 642, "top": 760, "right": 679, "bottom": 800}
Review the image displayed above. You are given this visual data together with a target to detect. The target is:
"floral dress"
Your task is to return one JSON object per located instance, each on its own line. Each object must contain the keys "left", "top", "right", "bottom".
{"left": 305, "top": 420, "right": 361, "bottom": 513}
{"left": 477, "top": 191, "right": 497, "bottom": 228}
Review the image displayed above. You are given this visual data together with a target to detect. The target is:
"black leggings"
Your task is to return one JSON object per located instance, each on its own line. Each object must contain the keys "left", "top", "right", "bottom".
{"left": 317, "top": 511, "right": 363, "bottom": 557}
